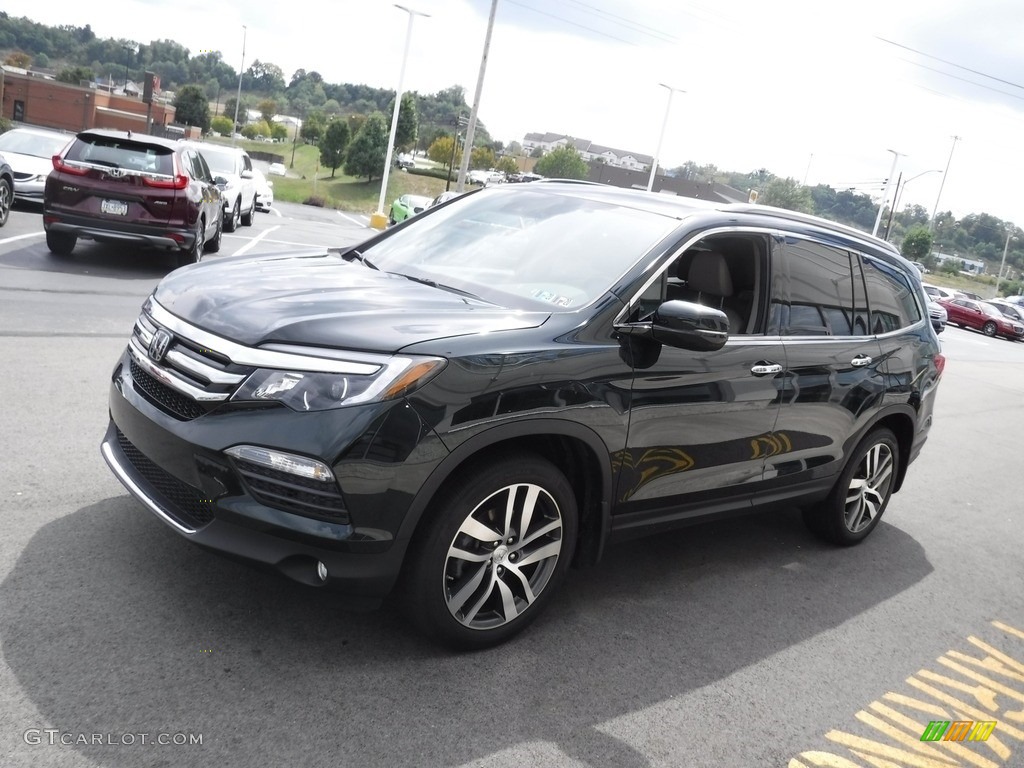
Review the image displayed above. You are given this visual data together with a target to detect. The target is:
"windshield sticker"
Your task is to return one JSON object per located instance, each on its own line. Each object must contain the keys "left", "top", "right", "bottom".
{"left": 531, "top": 289, "right": 574, "bottom": 307}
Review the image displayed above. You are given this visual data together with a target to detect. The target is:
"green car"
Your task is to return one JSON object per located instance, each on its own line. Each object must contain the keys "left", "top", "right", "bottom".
{"left": 389, "top": 194, "right": 433, "bottom": 225}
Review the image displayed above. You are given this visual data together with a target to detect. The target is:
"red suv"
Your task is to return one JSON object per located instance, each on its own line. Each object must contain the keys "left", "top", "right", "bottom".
{"left": 938, "top": 296, "right": 1024, "bottom": 340}
{"left": 44, "top": 130, "right": 223, "bottom": 267}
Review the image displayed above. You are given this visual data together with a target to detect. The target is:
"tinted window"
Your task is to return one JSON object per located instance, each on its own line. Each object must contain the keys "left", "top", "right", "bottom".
{"left": 862, "top": 256, "right": 922, "bottom": 333}
{"left": 66, "top": 134, "right": 174, "bottom": 175}
{"left": 774, "top": 239, "right": 858, "bottom": 336}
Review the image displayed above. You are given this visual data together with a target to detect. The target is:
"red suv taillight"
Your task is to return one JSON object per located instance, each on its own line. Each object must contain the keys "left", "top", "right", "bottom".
{"left": 934, "top": 353, "right": 946, "bottom": 376}
{"left": 142, "top": 174, "right": 189, "bottom": 190}
{"left": 52, "top": 154, "right": 89, "bottom": 176}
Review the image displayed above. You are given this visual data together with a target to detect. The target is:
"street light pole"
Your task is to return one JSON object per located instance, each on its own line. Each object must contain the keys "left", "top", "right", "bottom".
{"left": 929, "top": 135, "right": 961, "bottom": 231}
{"left": 647, "top": 83, "right": 685, "bottom": 193}
{"left": 122, "top": 44, "right": 135, "bottom": 91}
{"left": 231, "top": 25, "right": 247, "bottom": 147}
{"left": 373, "top": 4, "right": 430, "bottom": 229}
{"left": 872, "top": 149, "right": 904, "bottom": 238}
{"left": 456, "top": 0, "right": 499, "bottom": 193}
{"left": 996, "top": 225, "right": 1016, "bottom": 297}
{"left": 891, "top": 169, "right": 942, "bottom": 217}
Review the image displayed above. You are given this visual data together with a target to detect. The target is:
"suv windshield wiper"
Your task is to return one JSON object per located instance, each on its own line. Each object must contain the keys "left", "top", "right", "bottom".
{"left": 330, "top": 247, "right": 379, "bottom": 270}
{"left": 394, "top": 273, "right": 494, "bottom": 304}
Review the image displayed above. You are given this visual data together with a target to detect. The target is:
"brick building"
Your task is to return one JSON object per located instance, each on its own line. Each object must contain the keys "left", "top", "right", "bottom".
{"left": 0, "top": 67, "right": 177, "bottom": 134}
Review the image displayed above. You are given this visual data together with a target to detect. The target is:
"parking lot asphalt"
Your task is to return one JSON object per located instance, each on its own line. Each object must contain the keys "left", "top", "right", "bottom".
{"left": 1, "top": 201, "right": 1022, "bottom": 768}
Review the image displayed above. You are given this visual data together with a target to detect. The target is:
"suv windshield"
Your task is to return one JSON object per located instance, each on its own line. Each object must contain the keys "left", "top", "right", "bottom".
{"left": 363, "top": 187, "right": 679, "bottom": 310}
{"left": 199, "top": 148, "right": 240, "bottom": 175}
{"left": 65, "top": 134, "right": 174, "bottom": 175}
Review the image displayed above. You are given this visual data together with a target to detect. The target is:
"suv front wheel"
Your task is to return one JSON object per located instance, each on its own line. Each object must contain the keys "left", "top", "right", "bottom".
{"left": 403, "top": 453, "right": 578, "bottom": 649}
{"left": 241, "top": 196, "right": 255, "bottom": 227}
{"left": 803, "top": 427, "right": 899, "bottom": 546}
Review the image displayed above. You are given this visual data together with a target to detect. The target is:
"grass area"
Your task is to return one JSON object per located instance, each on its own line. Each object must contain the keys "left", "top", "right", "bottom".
{"left": 205, "top": 136, "right": 451, "bottom": 214}
{"left": 922, "top": 271, "right": 1002, "bottom": 299}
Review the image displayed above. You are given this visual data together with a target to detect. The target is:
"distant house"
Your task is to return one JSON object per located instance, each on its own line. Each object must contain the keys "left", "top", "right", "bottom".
{"left": 522, "top": 131, "right": 653, "bottom": 172}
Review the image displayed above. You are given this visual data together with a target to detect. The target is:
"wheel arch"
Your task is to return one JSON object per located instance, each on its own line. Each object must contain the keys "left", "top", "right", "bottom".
{"left": 864, "top": 408, "right": 916, "bottom": 493}
{"left": 397, "top": 419, "right": 614, "bottom": 572}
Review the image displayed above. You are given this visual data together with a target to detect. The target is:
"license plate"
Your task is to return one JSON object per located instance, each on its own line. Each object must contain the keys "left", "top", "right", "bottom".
{"left": 101, "top": 199, "right": 128, "bottom": 216}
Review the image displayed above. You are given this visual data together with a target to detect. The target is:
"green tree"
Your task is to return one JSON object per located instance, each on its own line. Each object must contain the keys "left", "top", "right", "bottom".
{"left": 211, "top": 115, "right": 233, "bottom": 135}
{"left": 495, "top": 156, "right": 518, "bottom": 175}
{"left": 469, "top": 146, "right": 495, "bottom": 170}
{"left": 428, "top": 135, "right": 460, "bottom": 169}
{"left": 343, "top": 112, "right": 388, "bottom": 182}
{"left": 758, "top": 177, "right": 812, "bottom": 213}
{"left": 173, "top": 84, "right": 211, "bottom": 132}
{"left": 534, "top": 146, "right": 588, "bottom": 180}
{"left": 56, "top": 65, "right": 93, "bottom": 84}
{"left": 300, "top": 109, "right": 326, "bottom": 144}
{"left": 901, "top": 226, "right": 933, "bottom": 262}
{"left": 507, "top": 140, "right": 523, "bottom": 156}
{"left": 223, "top": 96, "right": 249, "bottom": 129}
{"left": 4, "top": 51, "right": 31, "bottom": 68}
{"left": 257, "top": 98, "right": 277, "bottom": 124}
{"left": 394, "top": 92, "right": 418, "bottom": 152}
{"left": 319, "top": 119, "right": 351, "bottom": 177}
{"left": 242, "top": 119, "right": 272, "bottom": 139}
{"left": 270, "top": 122, "right": 288, "bottom": 141}
{"left": 35, "top": 52, "right": 50, "bottom": 68}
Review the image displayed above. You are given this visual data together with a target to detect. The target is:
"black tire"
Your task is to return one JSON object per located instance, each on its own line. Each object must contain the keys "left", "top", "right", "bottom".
{"left": 0, "top": 177, "right": 11, "bottom": 227}
{"left": 803, "top": 427, "right": 899, "bottom": 546}
{"left": 241, "top": 195, "right": 255, "bottom": 226}
{"left": 46, "top": 231, "right": 76, "bottom": 256}
{"left": 178, "top": 217, "right": 205, "bottom": 267}
{"left": 982, "top": 321, "right": 997, "bottom": 337}
{"left": 224, "top": 199, "right": 240, "bottom": 232}
{"left": 402, "top": 452, "right": 578, "bottom": 650}
{"left": 204, "top": 212, "right": 222, "bottom": 253}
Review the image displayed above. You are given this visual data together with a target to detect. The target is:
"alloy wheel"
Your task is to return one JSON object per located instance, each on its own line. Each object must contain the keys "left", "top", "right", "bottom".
{"left": 844, "top": 442, "right": 895, "bottom": 534}
{"left": 0, "top": 179, "right": 10, "bottom": 226}
{"left": 443, "top": 482, "right": 564, "bottom": 631}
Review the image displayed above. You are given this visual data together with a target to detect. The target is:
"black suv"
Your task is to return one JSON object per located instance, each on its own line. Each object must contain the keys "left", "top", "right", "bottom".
{"left": 101, "top": 183, "right": 944, "bottom": 648}
{"left": 44, "top": 129, "right": 223, "bottom": 265}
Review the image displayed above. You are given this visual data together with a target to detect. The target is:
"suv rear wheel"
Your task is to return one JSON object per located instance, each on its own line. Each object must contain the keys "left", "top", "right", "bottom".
{"left": 46, "top": 231, "right": 77, "bottom": 256}
{"left": 178, "top": 218, "right": 205, "bottom": 267}
{"left": 403, "top": 453, "right": 577, "bottom": 649}
{"left": 204, "top": 213, "right": 222, "bottom": 254}
{"left": 224, "top": 199, "right": 241, "bottom": 232}
{"left": 803, "top": 427, "right": 899, "bottom": 546}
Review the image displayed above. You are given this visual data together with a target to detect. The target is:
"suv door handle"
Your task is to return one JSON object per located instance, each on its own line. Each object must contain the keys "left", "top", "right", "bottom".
{"left": 851, "top": 354, "right": 873, "bottom": 367}
{"left": 750, "top": 362, "right": 783, "bottom": 376}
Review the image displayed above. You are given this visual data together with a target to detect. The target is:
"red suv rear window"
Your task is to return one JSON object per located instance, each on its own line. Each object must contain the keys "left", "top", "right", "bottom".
{"left": 65, "top": 135, "right": 174, "bottom": 176}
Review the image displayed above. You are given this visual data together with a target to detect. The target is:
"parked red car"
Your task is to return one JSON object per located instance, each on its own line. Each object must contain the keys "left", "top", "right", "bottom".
{"left": 938, "top": 296, "right": 1024, "bottom": 340}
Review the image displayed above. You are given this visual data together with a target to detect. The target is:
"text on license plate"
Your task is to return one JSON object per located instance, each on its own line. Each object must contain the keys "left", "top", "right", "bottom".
{"left": 101, "top": 199, "right": 128, "bottom": 216}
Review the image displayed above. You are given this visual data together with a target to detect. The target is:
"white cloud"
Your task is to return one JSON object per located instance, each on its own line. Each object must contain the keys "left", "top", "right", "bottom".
{"left": 18, "top": 0, "right": 1024, "bottom": 220}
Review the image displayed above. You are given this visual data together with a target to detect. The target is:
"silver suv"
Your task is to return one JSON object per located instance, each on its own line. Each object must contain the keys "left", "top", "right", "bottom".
{"left": 183, "top": 142, "right": 257, "bottom": 232}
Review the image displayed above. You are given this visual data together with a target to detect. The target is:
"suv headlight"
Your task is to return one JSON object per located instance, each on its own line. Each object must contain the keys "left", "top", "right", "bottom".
{"left": 232, "top": 356, "right": 446, "bottom": 412}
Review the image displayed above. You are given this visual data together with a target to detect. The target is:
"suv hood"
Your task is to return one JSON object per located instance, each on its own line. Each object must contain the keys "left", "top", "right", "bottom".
{"left": 153, "top": 252, "right": 550, "bottom": 353}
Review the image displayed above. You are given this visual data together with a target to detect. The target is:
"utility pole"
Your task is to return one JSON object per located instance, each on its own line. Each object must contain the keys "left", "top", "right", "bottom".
{"left": 872, "top": 149, "right": 904, "bottom": 238}
{"left": 231, "top": 25, "right": 247, "bottom": 147}
{"left": 929, "top": 136, "right": 961, "bottom": 231}
{"left": 456, "top": 0, "right": 499, "bottom": 192}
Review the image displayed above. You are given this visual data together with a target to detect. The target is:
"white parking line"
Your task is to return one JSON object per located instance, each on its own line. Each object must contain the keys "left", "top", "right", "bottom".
{"left": 336, "top": 211, "right": 370, "bottom": 227}
{"left": 266, "top": 207, "right": 283, "bottom": 218}
{"left": 232, "top": 225, "right": 281, "bottom": 257}
{"left": 0, "top": 232, "right": 45, "bottom": 246}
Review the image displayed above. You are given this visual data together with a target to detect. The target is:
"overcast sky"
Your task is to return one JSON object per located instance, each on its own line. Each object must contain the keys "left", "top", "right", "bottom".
{"left": 20, "top": 0, "right": 1024, "bottom": 222}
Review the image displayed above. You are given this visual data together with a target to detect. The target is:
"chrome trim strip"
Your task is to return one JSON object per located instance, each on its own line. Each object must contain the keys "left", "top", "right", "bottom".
{"left": 164, "top": 348, "right": 246, "bottom": 384}
{"left": 128, "top": 338, "right": 229, "bottom": 401}
{"left": 135, "top": 323, "right": 154, "bottom": 347}
{"left": 101, "top": 439, "right": 197, "bottom": 535}
{"left": 148, "top": 300, "right": 383, "bottom": 375}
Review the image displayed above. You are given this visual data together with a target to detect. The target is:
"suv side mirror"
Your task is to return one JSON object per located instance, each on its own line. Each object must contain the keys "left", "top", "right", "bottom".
{"left": 241, "top": 170, "right": 254, "bottom": 180}
{"left": 651, "top": 300, "right": 729, "bottom": 351}
{"left": 214, "top": 176, "right": 228, "bottom": 186}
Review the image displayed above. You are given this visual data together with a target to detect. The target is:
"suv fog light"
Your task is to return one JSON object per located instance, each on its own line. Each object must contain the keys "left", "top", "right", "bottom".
{"left": 225, "top": 445, "right": 335, "bottom": 482}
{"left": 317, "top": 561, "right": 328, "bottom": 582}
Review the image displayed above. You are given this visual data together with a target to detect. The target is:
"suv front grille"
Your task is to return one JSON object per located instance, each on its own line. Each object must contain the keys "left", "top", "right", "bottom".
{"left": 116, "top": 429, "right": 214, "bottom": 529}
{"left": 127, "top": 308, "right": 252, "bottom": 421}
{"left": 130, "top": 359, "right": 208, "bottom": 420}
{"left": 233, "top": 459, "right": 350, "bottom": 524}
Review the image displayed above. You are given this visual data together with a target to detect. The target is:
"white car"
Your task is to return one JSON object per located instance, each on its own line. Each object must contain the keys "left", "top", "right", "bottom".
{"left": 0, "top": 126, "right": 72, "bottom": 201}
{"left": 253, "top": 168, "right": 274, "bottom": 211}
{"left": 467, "top": 169, "right": 504, "bottom": 186}
{"left": 184, "top": 142, "right": 258, "bottom": 232}
{"left": 268, "top": 162, "right": 287, "bottom": 177}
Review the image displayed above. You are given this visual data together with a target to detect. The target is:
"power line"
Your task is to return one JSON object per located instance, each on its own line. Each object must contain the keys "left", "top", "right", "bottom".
{"left": 897, "top": 57, "right": 1024, "bottom": 103}
{"left": 504, "top": 0, "right": 640, "bottom": 46}
{"left": 561, "top": 0, "right": 678, "bottom": 44}
{"left": 876, "top": 36, "right": 1024, "bottom": 93}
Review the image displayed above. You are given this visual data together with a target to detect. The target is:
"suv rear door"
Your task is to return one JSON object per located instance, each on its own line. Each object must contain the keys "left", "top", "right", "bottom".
{"left": 50, "top": 133, "right": 179, "bottom": 227}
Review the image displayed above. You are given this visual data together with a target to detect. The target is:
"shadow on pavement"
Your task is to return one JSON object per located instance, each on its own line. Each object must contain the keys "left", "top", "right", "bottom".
{"left": 1, "top": 497, "right": 932, "bottom": 767}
